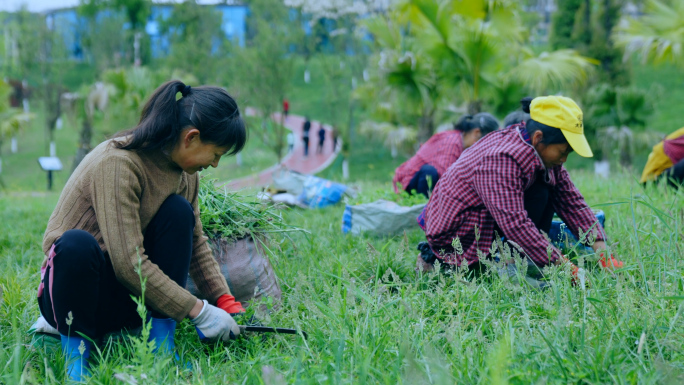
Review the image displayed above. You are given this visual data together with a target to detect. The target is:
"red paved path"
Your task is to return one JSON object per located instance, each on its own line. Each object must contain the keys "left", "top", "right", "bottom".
{"left": 225, "top": 110, "right": 340, "bottom": 190}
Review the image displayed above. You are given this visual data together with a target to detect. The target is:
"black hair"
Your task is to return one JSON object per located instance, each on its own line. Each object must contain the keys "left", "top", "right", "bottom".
{"left": 503, "top": 97, "right": 531, "bottom": 128}
{"left": 113, "top": 80, "right": 246, "bottom": 155}
{"left": 454, "top": 112, "right": 499, "bottom": 135}
{"left": 521, "top": 97, "right": 568, "bottom": 146}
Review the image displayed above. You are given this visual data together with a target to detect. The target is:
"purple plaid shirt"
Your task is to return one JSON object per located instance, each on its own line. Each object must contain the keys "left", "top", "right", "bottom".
{"left": 424, "top": 124, "right": 605, "bottom": 267}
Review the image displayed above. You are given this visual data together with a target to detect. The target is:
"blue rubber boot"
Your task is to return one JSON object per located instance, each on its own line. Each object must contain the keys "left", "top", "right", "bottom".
{"left": 60, "top": 334, "right": 92, "bottom": 382}
{"left": 149, "top": 317, "right": 177, "bottom": 356}
{"left": 149, "top": 317, "right": 191, "bottom": 370}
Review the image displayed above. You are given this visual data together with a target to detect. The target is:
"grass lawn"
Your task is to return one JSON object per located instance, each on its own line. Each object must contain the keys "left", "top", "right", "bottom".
{"left": 2, "top": 161, "right": 684, "bottom": 383}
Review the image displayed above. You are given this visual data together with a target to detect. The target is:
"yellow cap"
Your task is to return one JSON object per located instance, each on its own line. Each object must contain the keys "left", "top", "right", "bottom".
{"left": 530, "top": 96, "right": 593, "bottom": 158}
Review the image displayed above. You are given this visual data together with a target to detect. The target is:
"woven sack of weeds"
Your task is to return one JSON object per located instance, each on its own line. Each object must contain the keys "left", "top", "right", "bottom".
{"left": 186, "top": 177, "right": 301, "bottom": 311}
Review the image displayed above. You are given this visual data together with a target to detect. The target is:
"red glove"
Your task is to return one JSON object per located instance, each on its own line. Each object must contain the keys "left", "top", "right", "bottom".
{"left": 215, "top": 294, "right": 245, "bottom": 314}
{"left": 568, "top": 261, "right": 580, "bottom": 285}
{"left": 599, "top": 252, "right": 624, "bottom": 270}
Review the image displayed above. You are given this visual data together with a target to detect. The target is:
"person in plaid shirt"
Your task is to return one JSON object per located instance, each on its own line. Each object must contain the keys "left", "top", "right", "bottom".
{"left": 420, "top": 96, "right": 623, "bottom": 276}
{"left": 393, "top": 113, "right": 499, "bottom": 197}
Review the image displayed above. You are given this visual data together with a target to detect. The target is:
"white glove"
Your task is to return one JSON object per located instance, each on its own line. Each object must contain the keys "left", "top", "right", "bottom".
{"left": 29, "top": 315, "right": 60, "bottom": 336}
{"left": 191, "top": 300, "right": 240, "bottom": 341}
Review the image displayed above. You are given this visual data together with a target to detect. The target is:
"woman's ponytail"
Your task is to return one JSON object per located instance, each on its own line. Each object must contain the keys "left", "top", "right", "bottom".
{"left": 521, "top": 96, "right": 533, "bottom": 114}
{"left": 114, "top": 80, "right": 187, "bottom": 151}
{"left": 454, "top": 115, "right": 474, "bottom": 132}
{"left": 454, "top": 112, "right": 499, "bottom": 135}
{"left": 112, "top": 80, "right": 246, "bottom": 155}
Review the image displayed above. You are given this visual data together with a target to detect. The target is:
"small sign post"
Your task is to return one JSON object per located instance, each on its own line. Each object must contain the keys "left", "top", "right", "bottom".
{"left": 38, "top": 156, "right": 63, "bottom": 191}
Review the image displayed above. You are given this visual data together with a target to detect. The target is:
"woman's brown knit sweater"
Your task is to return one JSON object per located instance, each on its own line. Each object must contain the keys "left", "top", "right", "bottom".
{"left": 42, "top": 139, "right": 230, "bottom": 322}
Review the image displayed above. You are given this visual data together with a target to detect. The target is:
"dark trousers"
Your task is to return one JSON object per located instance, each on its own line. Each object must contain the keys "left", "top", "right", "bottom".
{"left": 38, "top": 194, "right": 195, "bottom": 339}
{"left": 303, "top": 137, "right": 310, "bottom": 156}
{"left": 405, "top": 164, "right": 440, "bottom": 198}
{"left": 661, "top": 158, "right": 684, "bottom": 187}
{"left": 523, "top": 172, "right": 555, "bottom": 234}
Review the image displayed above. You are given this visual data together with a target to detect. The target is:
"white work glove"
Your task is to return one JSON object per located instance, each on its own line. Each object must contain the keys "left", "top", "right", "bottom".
{"left": 191, "top": 300, "right": 240, "bottom": 341}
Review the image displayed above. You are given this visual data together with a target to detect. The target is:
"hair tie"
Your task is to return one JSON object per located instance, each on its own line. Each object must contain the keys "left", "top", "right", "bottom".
{"left": 181, "top": 85, "right": 192, "bottom": 97}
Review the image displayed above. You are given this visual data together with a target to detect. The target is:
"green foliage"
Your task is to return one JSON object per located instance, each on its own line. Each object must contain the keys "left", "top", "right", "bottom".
{"left": 614, "top": 0, "right": 684, "bottom": 66}
{"left": 552, "top": 0, "right": 630, "bottom": 86}
{"left": 233, "top": 0, "right": 296, "bottom": 161}
{"left": 363, "top": 0, "right": 595, "bottom": 144}
{"left": 160, "top": 0, "right": 228, "bottom": 84}
{"left": 348, "top": 184, "right": 428, "bottom": 206}
{"left": 550, "top": 0, "right": 583, "bottom": 50}
{"left": 584, "top": 83, "right": 662, "bottom": 164}
{"left": 0, "top": 80, "right": 33, "bottom": 148}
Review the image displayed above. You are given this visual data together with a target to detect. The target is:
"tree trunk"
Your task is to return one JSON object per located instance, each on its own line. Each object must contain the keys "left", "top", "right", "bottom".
{"left": 467, "top": 100, "right": 482, "bottom": 115}
{"left": 417, "top": 109, "right": 435, "bottom": 143}
{"left": 72, "top": 115, "right": 94, "bottom": 172}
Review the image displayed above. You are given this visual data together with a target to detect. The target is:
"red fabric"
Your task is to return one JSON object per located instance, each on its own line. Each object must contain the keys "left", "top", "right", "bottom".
{"left": 282, "top": 99, "right": 289, "bottom": 112}
{"left": 424, "top": 124, "right": 605, "bottom": 267}
{"left": 216, "top": 294, "right": 245, "bottom": 314}
{"left": 663, "top": 135, "right": 684, "bottom": 165}
{"left": 392, "top": 130, "right": 464, "bottom": 193}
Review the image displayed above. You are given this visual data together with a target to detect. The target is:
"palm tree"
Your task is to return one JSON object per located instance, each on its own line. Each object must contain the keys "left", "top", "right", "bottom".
{"left": 364, "top": 0, "right": 596, "bottom": 143}
{"left": 613, "top": 0, "right": 684, "bottom": 66}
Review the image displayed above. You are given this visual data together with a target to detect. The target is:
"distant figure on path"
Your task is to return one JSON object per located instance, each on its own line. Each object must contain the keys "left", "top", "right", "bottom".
{"left": 317, "top": 123, "right": 326, "bottom": 154}
{"left": 641, "top": 127, "right": 684, "bottom": 187}
{"left": 34, "top": 81, "right": 248, "bottom": 382}
{"left": 332, "top": 126, "right": 339, "bottom": 151}
{"left": 302, "top": 117, "right": 311, "bottom": 157}
{"left": 286, "top": 131, "right": 294, "bottom": 154}
{"left": 282, "top": 98, "right": 289, "bottom": 120}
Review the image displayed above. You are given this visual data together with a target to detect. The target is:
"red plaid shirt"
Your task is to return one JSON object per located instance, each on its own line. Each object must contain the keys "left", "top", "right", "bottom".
{"left": 393, "top": 130, "right": 464, "bottom": 193}
{"left": 424, "top": 124, "right": 605, "bottom": 267}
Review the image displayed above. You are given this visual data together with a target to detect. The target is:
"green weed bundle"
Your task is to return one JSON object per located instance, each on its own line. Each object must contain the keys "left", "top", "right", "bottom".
{"left": 198, "top": 177, "right": 299, "bottom": 241}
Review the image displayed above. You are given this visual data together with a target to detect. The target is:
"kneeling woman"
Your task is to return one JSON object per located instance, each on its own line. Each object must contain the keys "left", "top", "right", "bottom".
{"left": 38, "top": 81, "right": 247, "bottom": 380}
{"left": 640, "top": 127, "right": 684, "bottom": 187}
{"left": 392, "top": 113, "right": 499, "bottom": 197}
{"left": 422, "top": 96, "right": 622, "bottom": 275}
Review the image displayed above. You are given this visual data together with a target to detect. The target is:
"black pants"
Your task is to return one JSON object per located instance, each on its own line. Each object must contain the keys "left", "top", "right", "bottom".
{"left": 661, "top": 158, "right": 684, "bottom": 187}
{"left": 38, "top": 194, "right": 195, "bottom": 339}
{"left": 406, "top": 164, "right": 440, "bottom": 198}
{"left": 523, "top": 172, "right": 555, "bottom": 234}
{"left": 303, "top": 137, "right": 310, "bottom": 156}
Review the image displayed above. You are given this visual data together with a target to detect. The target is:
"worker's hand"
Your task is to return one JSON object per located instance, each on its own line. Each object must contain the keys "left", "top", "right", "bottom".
{"left": 599, "top": 252, "right": 624, "bottom": 270}
{"left": 191, "top": 300, "right": 241, "bottom": 342}
{"left": 216, "top": 294, "right": 245, "bottom": 315}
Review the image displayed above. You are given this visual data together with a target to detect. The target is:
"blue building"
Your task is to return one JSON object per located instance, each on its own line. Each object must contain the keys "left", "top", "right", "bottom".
{"left": 43, "top": 1, "right": 248, "bottom": 60}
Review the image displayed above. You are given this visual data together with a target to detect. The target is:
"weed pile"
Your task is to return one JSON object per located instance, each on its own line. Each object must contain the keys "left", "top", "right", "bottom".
{"left": 198, "top": 177, "right": 298, "bottom": 241}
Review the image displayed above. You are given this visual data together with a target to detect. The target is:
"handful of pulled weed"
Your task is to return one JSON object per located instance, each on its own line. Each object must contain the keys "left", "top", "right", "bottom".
{"left": 198, "top": 177, "right": 303, "bottom": 242}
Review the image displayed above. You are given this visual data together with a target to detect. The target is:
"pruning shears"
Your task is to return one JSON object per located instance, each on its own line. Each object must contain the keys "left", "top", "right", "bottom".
{"left": 239, "top": 325, "right": 308, "bottom": 339}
